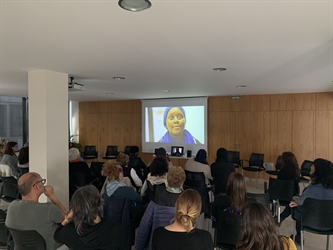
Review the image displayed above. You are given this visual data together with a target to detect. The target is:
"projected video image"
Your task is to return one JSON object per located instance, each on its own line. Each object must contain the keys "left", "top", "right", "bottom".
{"left": 145, "top": 106, "right": 204, "bottom": 144}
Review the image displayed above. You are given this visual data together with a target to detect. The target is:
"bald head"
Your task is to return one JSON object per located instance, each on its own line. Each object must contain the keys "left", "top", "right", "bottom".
{"left": 18, "top": 172, "right": 40, "bottom": 196}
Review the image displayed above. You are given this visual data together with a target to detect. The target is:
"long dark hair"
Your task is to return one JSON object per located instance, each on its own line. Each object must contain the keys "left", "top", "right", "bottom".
{"left": 4, "top": 141, "right": 17, "bottom": 155}
{"left": 18, "top": 147, "right": 29, "bottom": 165}
{"left": 311, "top": 158, "right": 333, "bottom": 188}
{"left": 226, "top": 172, "right": 247, "bottom": 213}
{"left": 281, "top": 151, "right": 300, "bottom": 180}
{"left": 70, "top": 186, "right": 103, "bottom": 235}
{"left": 236, "top": 203, "right": 289, "bottom": 250}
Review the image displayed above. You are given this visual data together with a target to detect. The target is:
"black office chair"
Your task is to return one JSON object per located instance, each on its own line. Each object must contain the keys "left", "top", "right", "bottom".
{"left": 183, "top": 170, "right": 211, "bottom": 218}
{"left": 90, "top": 161, "right": 106, "bottom": 192}
{"left": 214, "top": 210, "right": 242, "bottom": 250}
{"left": 0, "top": 210, "right": 7, "bottom": 249}
{"left": 6, "top": 227, "right": 46, "bottom": 250}
{"left": 267, "top": 177, "right": 297, "bottom": 222}
{"left": 241, "top": 153, "right": 265, "bottom": 189}
{"left": 227, "top": 151, "right": 241, "bottom": 169}
{"left": 299, "top": 160, "right": 313, "bottom": 188}
{"left": 1, "top": 177, "right": 20, "bottom": 203}
{"left": 292, "top": 198, "right": 333, "bottom": 250}
{"left": 124, "top": 146, "right": 132, "bottom": 156}
{"left": 246, "top": 192, "right": 270, "bottom": 211}
{"left": 82, "top": 145, "right": 98, "bottom": 160}
{"left": 265, "top": 155, "right": 282, "bottom": 177}
{"left": 103, "top": 146, "right": 118, "bottom": 159}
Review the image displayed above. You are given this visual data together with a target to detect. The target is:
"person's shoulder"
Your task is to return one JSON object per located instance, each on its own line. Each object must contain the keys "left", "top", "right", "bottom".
{"left": 153, "top": 226, "right": 166, "bottom": 235}
{"left": 192, "top": 228, "right": 212, "bottom": 237}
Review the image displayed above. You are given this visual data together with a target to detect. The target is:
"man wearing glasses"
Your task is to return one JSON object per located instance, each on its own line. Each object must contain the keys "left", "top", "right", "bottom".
{"left": 6, "top": 172, "right": 68, "bottom": 250}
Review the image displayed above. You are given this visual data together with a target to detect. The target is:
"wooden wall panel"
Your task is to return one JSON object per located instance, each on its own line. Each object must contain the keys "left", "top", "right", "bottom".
{"left": 249, "top": 112, "right": 264, "bottom": 154}
{"left": 230, "top": 96, "right": 249, "bottom": 112}
{"left": 315, "top": 92, "right": 333, "bottom": 111}
{"left": 209, "top": 96, "right": 231, "bottom": 112}
{"left": 235, "top": 112, "right": 249, "bottom": 159}
{"left": 264, "top": 111, "right": 278, "bottom": 163}
{"left": 292, "top": 111, "right": 314, "bottom": 163}
{"left": 314, "top": 111, "right": 329, "bottom": 159}
{"left": 293, "top": 93, "right": 315, "bottom": 111}
{"left": 277, "top": 111, "right": 293, "bottom": 153}
{"left": 271, "top": 94, "right": 293, "bottom": 111}
{"left": 329, "top": 112, "right": 333, "bottom": 162}
{"left": 78, "top": 92, "right": 333, "bottom": 179}
{"left": 249, "top": 95, "right": 271, "bottom": 111}
{"left": 208, "top": 112, "right": 231, "bottom": 164}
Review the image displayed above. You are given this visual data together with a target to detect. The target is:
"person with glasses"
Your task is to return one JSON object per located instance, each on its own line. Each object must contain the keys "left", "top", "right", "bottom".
{"left": 5, "top": 172, "right": 68, "bottom": 250}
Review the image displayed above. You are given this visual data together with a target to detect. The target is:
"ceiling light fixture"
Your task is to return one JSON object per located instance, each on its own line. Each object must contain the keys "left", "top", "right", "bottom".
{"left": 212, "top": 68, "right": 226, "bottom": 71}
{"left": 113, "top": 77, "right": 125, "bottom": 80}
{"left": 162, "top": 90, "right": 171, "bottom": 93}
{"left": 118, "top": 0, "right": 152, "bottom": 12}
{"left": 106, "top": 93, "right": 114, "bottom": 95}
{"left": 236, "top": 85, "right": 247, "bottom": 88}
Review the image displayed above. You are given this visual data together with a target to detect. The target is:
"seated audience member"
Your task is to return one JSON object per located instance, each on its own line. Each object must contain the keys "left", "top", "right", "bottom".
{"left": 152, "top": 189, "right": 214, "bottom": 250}
{"left": 128, "top": 146, "right": 147, "bottom": 183}
{"left": 212, "top": 172, "right": 247, "bottom": 226}
{"left": 117, "top": 153, "right": 142, "bottom": 190}
{"left": 140, "top": 156, "right": 168, "bottom": 201}
{"left": 210, "top": 148, "right": 235, "bottom": 195}
{"left": 69, "top": 148, "right": 95, "bottom": 197}
{"left": 185, "top": 149, "right": 211, "bottom": 187}
{"left": 0, "top": 141, "right": 20, "bottom": 177}
{"left": 289, "top": 158, "right": 333, "bottom": 245}
{"left": 6, "top": 172, "right": 67, "bottom": 250}
{"left": 275, "top": 151, "right": 300, "bottom": 226}
{"left": 0, "top": 139, "right": 6, "bottom": 161}
{"left": 18, "top": 146, "right": 29, "bottom": 174}
{"left": 236, "top": 203, "right": 296, "bottom": 250}
{"left": 23, "top": 141, "right": 29, "bottom": 147}
{"left": 146, "top": 148, "right": 173, "bottom": 175}
{"left": 54, "top": 185, "right": 126, "bottom": 250}
{"left": 102, "top": 161, "right": 143, "bottom": 204}
{"left": 155, "top": 166, "right": 185, "bottom": 207}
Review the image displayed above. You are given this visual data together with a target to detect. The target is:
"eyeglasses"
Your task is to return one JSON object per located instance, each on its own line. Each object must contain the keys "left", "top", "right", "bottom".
{"left": 33, "top": 179, "right": 46, "bottom": 187}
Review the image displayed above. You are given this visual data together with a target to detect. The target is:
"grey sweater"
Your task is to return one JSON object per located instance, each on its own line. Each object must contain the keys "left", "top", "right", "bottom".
{"left": 0, "top": 154, "right": 19, "bottom": 177}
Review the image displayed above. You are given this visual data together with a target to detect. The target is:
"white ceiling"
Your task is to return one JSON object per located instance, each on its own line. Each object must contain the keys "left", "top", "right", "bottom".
{"left": 1, "top": 0, "right": 332, "bottom": 102}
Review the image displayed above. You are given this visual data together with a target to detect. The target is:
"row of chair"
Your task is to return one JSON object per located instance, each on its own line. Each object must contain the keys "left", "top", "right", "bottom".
{"left": 82, "top": 145, "right": 133, "bottom": 160}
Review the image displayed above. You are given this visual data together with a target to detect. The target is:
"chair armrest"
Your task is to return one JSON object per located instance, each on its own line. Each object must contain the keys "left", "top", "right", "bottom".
{"left": 240, "top": 159, "right": 249, "bottom": 167}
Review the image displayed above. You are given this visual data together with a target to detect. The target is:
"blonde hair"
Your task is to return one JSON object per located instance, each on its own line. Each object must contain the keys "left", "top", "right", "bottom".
{"left": 117, "top": 153, "right": 129, "bottom": 168}
{"left": 167, "top": 166, "right": 185, "bottom": 188}
{"left": 175, "top": 189, "right": 202, "bottom": 232}
{"left": 102, "top": 161, "right": 122, "bottom": 181}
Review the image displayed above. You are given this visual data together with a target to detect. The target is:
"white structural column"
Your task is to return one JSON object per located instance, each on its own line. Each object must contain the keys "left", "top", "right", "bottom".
{"left": 28, "top": 70, "right": 69, "bottom": 208}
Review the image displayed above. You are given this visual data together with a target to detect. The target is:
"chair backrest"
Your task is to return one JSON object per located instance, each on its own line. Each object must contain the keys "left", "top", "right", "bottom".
{"left": 0, "top": 164, "right": 13, "bottom": 177}
{"left": 124, "top": 146, "right": 132, "bottom": 156}
{"left": 275, "top": 155, "right": 282, "bottom": 171}
{"left": 0, "top": 210, "right": 7, "bottom": 247}
{"left": 184, "top": 170, "right": 206, "bottom": 187}
{"left": 300, "top": 160, "right": 313, "bottom": 177}
{"left": 249, "top": 153, "right": 264, "bottom": 168}
{"left": 84, "top": 145, "right": 97, "bottom": 157}
{"left": 268, "top": 178, "right": 296, "bottom": 202}
{"left": 216, "top": 210, "right": 242, "bottom": 248}
{"left": 246, "top": 192, "right": 270, "bottom": 210}
{"left": 90, "top": 161, "right": 106, "bottom": 191}
{"left": 301, "top": 198, "right": 333, "bottom": 229}
{"left": 227, "top": 151, "right": 240, "bottom": 167}
{"left": 106, "top": 146, "right": 118, "bottom": 157}
{"left": 184, "top": 171, "right": 210, "bottom": 217}
{"left": 7, "top": 227, "right": 46, "bottom": 250}
{"left": 1, "top": 176, "right": 19, "bottom": 202}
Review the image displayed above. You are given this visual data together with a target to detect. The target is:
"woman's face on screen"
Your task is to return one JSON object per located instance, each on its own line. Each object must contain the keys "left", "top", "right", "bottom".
{"left": 166, "top": 108, "right": 186, "bottom": 136}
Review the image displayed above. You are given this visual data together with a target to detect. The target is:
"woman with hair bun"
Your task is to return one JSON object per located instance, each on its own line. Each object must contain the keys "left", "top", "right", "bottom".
{"left": 152, "top": 189, "right": 213, "bottom": 250}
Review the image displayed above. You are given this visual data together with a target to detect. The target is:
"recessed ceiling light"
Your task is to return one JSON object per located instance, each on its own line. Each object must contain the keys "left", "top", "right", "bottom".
{"left": 236, "top": 85, "right": 247, "bottom": 88}
{"left": 162, "top": 90, "right": 171, "bottom": 93}
{"left": 113, "top": 77, "right": 125, "bottom": 80}
{"left": 106, "top": 92, "right": 114, "bottom": 95}
{"left": 212, "top": 68, "right": 226, "bottom": 71}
